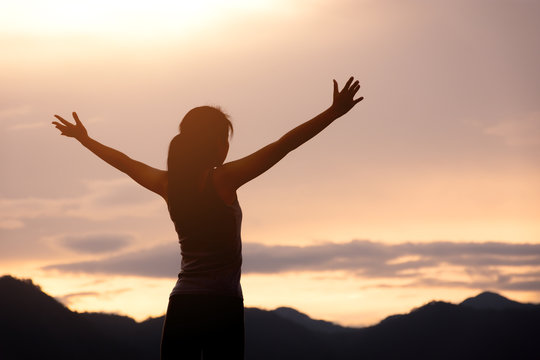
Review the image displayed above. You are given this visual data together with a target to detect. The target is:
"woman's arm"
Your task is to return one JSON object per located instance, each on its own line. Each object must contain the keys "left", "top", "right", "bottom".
{"left": 52, "top": 112, "right": 167, "bottom": 200}
{"left": 217, "top": 77, "right": 363, "bottom": 191}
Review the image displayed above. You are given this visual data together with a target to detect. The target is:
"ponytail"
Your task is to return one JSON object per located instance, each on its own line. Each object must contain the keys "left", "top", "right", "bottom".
{"left": 166, "top": 106, "right": 233, "bottom": 217}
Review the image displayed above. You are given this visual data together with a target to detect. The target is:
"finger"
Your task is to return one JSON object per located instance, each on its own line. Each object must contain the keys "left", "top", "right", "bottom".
{"left": 59, "top": 118, "right": 73, "bottom": 127}
{"left": 54, "top": 115, "right": 73, "bottom": 127}
{"left": 351, "top": 82, "right": 361, "bottom": 95}
{"left": 52, "top": 121, "right": 65, "bottom": 128}
{"left": 333, "top": 79, "right": 338, "bottom": 97}
{"left": 344, "top": 76, "right": 354, "bottom": 90}
{"left": 353, "top": 96, "right": 364, "bottom": 105}
{"left": 72, "top": 112, "right": 82, "bottom": 126}
{"left": 53, "top": 123, "right": 67, "bottom": 131}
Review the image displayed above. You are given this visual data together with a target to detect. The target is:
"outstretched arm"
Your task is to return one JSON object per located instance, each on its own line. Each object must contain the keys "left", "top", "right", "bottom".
{"left": 219, "top": 77, "right": 363, "bottom": 191}
{"left": 52, "top": 112, "right": 167, "bottom": 200}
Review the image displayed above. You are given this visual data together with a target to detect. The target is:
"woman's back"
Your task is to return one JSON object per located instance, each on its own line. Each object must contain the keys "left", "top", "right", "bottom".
{"left": 168, "top": 169, "right": 243, "bottom": 298}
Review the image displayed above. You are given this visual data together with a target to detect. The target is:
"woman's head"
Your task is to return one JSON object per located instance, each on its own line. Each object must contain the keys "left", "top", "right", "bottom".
{"left": 168, "top": 106, "right": 233, "bottom": 175}
{"left": 179, "top": 106, "right": 233, "bottom": 140}
{"left": 179, "top": 106, "right": 233, "bottom": 166}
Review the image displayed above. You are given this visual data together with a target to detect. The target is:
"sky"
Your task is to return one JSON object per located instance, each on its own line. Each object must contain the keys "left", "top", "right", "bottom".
{"left": 1, "top": 0, "right": 539, "bottom": 326}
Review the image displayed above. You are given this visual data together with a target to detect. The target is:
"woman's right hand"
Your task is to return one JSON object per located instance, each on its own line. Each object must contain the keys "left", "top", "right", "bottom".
{"left": 52, "top": 112, "right": 88, "bottom": 140}
{"left": 330, "top": 77, "right": 364, "bottom": 118}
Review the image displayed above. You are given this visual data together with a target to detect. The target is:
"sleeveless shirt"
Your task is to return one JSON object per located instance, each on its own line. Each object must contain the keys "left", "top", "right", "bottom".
{"left": 169, "top": 170, "right": 243, "bottom": 299}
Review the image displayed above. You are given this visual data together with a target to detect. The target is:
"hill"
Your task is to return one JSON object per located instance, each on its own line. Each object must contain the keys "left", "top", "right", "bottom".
{"left": 460, "top": 290, "right": 537, "bottom": 310}
{"left": 1, "top": 275, "right": 539, "bottom": 359}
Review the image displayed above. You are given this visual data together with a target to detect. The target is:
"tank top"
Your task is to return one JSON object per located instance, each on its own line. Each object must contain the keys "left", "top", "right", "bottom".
{"left": 169, "top": 169, "right": 243, "bottom": 299}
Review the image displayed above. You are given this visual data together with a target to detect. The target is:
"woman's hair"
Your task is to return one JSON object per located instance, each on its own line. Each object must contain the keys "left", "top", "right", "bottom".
{"left": 167, "top": 106, "right": 233, "bottom": 210}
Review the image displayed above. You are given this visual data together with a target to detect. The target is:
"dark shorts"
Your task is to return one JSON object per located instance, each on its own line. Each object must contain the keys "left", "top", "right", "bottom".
{"left": 160, "top": 293, "right": 245, "bottom": 360}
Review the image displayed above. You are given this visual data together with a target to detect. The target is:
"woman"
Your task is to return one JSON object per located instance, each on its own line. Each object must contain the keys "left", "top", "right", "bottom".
{"left": 52, "top": 77, "right": 363, "bottom": 359}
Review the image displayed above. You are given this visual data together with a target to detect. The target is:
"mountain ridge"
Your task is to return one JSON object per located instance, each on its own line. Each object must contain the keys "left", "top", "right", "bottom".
{"left": 1, "top": 275, "right": 539, "bottom": 360}
{"left": 459, "top": 290, "right": 537, "bottom": 310}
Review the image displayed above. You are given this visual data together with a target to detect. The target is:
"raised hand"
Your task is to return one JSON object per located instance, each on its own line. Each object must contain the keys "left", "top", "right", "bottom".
{"left": 52, "top": 112, "right": 88, "bottom": 140}
{"left": 331, "top": 77, "right": 364, "bottom": 117}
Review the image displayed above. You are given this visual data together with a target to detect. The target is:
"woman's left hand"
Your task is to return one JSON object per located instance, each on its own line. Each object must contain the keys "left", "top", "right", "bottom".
{"left": 52, "top": 112, "right": 89, "bottom": 141}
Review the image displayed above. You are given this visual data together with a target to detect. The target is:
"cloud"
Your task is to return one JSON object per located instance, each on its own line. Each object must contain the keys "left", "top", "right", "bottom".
{"left": 58, "top": 233, "right": 133, "bottom": 254}
{"left": 0, "top": 178, "right": 164, "bottom": 228}
{"left": 483, "top": 112, "right": 540, "bottom": 147}
{"left": 54, "top": 291, "right": 100, "bottom": 306}
{"left": 0, "top": 105, "right": 43, "bottom": 131}
{"left": 42, "top": 240, "right": 540, "bottom": 292}
{"left": 0, "top": 219, "right": 24, "bottom": 229}
{"left": 0, "top": 105, "right": 32, "bottom": 120}
{"left": 54, "top": 288, "right": 130, "bottom": 306}
{"left": 43, "top": 243, "right": 180, "bottom": 278}
{"left": 8, "top": 121, "right": 48, "bottom": 131}
{"left": 402, "top": 276, "right": 540, "bottom": 292}
{"left": 243, "top": 241, "right": 540, "bottom": 276}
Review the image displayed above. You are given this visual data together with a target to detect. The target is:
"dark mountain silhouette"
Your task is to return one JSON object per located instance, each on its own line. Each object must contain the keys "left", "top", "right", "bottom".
{"left": 459, "top": 290, "right": 537, "bottom": 310}
{"left": 271, "top": 306, "right": 347, "bottom": 333}
{"left": 1, "top": 275, "right": 539, "bottom": 359}
{"left": 0, "top": 275, "right": 162, "bottom": 360}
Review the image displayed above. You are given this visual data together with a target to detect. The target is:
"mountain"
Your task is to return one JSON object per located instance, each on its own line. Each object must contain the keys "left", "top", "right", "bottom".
{"left": 343, "top": 299, "right": 540, "bottom": 360}
{"left": 460, "top": 291, "right": 536, "bottom": 310}
{"left": 271, "top": 306, "right": 347, "bottom": 333}
{"left": 0, "top": 275, "right": 163, "bottom": 360}
{"left": 1, "top": 275, "right": 539, "bottom": 359}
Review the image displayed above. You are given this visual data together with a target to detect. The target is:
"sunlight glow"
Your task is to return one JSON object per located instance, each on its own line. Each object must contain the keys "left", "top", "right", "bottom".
{"left": 0, "top": 0, "right": 278, "bottom": 38}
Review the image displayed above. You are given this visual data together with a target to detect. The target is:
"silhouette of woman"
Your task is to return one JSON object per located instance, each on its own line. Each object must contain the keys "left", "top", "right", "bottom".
{"left": 52, "top": 77, "right": 363, "bottom": 359}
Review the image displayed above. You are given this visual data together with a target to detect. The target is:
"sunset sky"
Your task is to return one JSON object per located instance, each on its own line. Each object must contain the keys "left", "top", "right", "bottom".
{"left": 1, "top": 0, "right": 539, "bottom": 326}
